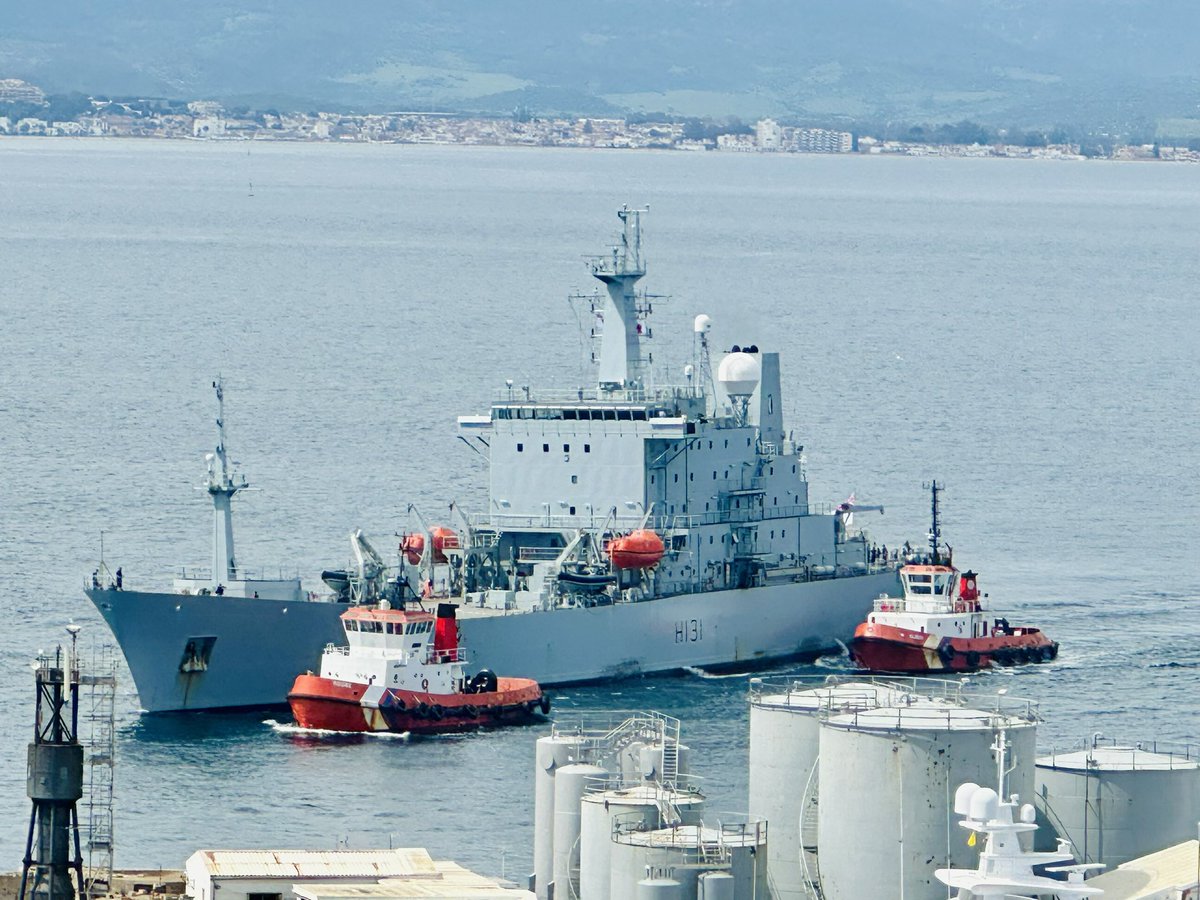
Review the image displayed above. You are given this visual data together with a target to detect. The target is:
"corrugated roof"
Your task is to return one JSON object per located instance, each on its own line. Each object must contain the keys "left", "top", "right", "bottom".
{"left": 1088, "top": 840, "right": 1199, "bottom": 899}
{"left": 292, "top": 861, "right": 533, "bottom": 898}
{"left": 197, "top": 849, "right": 437, "bottom": 879}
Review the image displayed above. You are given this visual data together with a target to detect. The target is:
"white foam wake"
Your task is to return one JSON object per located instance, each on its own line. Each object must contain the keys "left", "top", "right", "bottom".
{"left": 263, "top": 718, "right": 411, "bottom": 739}
{"left": 683, "top": 666, "right": 752, "bottom": 680}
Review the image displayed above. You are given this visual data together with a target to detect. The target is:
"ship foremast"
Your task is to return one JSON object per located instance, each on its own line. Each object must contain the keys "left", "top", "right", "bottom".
{"left": 205, "top": 376, "right": 247, "bottom": 587}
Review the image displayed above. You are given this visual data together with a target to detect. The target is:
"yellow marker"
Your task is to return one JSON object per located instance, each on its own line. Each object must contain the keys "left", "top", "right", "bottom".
{"left": 967, "top": 831, "right": 977, "bottom": 847}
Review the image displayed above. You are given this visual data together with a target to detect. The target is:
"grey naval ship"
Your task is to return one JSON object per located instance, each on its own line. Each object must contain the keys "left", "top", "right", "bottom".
{"left": 86, "top": 208, "right": 901, "bottom": 713}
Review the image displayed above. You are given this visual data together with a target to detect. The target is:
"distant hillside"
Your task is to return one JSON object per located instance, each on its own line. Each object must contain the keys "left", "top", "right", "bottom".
{"left": 4, "top": 1, "right": 1200, "bottom": 131}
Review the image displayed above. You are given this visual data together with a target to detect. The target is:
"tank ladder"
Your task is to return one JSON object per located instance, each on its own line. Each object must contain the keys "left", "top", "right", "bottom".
{"left": 798, "top": 756, "right": 825, "bottom": 899}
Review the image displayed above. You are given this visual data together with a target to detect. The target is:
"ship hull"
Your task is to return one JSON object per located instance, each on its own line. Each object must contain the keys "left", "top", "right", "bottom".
{"left": 87, "top": 569, "right": 899, "bottom": 713}
{"left": 849, "top": 621, "right": 1057, "bottom": 674}
{"left": 287, "top": 674, "right": 545, "bottom": 734}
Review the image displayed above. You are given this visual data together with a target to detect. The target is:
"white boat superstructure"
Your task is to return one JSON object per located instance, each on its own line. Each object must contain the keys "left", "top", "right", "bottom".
{"left": 936, "top": 730, "right": 1104, "bottom": 899}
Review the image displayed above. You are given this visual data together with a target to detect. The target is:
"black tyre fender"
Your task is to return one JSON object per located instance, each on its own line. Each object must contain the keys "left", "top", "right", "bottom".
{"left": 937, "top": 642, "right": 955, "bottom": 664}
{"left": 414, "top": 702, "right": 430, "bottom": 719}
{"left": 463, "top": 705, "right": 479, "bottom": 718}
{"left": 539, "top": 695, "right": 551, "bottom": 715}
{"left": 429, "top": 704, "right": 445, "bottom": 720}
{"left": 1049, "top": 642, "right": 1060, "bottom": 660}
{"left": 965, "top": 650, "right": 981, "bottom": 669}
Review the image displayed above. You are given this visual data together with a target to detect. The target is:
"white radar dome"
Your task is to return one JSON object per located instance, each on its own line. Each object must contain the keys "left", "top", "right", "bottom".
{"left": 718, "top": 351, "right": 761, "bottom": 397}
{"left": 693, "top": 313, "right": 713, "bottom": 334}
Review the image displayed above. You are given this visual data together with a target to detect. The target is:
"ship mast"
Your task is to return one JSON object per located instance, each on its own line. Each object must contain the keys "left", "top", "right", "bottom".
{"left": 590, "top": 206, "right": 648, "bottom": 393}
{"left": 927, "top": 479, "right": 943, "bottom": 565}
{"left": 206, "top": 377, "right": 247, "bottom": 588}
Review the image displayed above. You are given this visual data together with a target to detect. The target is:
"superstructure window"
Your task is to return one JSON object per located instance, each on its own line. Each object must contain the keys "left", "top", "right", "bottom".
{"left": 563, "top": 443, "right": 570, "bottom": 453}
{"left": 345, "top": 620, "right": 358, "bottom": 632}
{"left": 543, "top": 443, "right": 550, "bottom": 452}
{"left": 517, "top": 443, "right": 524, "bottom": 452}
{"left": 584, "top": 444, "right": 591, "bottom": 453}
{"left": 571, "top": 475, "right": 578, "bottom": 484}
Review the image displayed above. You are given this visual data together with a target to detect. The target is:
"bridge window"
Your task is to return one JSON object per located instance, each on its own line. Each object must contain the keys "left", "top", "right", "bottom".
{"left": 345, "top": 620, "right": 358, "bottom": 632}
{"left": 618, "top": 410, "right": 632, "bottom": 421}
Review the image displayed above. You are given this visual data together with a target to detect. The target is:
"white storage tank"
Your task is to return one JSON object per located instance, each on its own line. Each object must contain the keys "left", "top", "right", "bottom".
{"left": 748, "top": 678, "right": 913, "bottom": 900}
{"left": 638, "top": 876, "right": 684, "bottom": 899}
{"left": 553, "top": 762, "right": 608, "bottom": 900}
{"left": 640, "top": 742, "right": 692, "bottom": 782}
{"left": 1035, "top": 743, "right": 1200, "bottom": 868}
{"left": 534, "top": 734, "right": 588, "bottom": 900}
{"left": 817, "top": 704, "right": 1037, "bottom": 900}
{"left": 579, "top": 785, "right": 706, "bottom": 900}
{"left": 698, "top": 871, "right": 736, "bottom": 900}
{"left": 611, "top": 822, "right": 767, "bottom": 900}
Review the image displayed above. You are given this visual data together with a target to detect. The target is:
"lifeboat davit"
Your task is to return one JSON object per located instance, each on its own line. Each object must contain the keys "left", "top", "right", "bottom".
{"left": 607, "top": 529, "right": 665, "bottom": 570}
{"left": 399, "top": 527, "right": 461, "bottom": 565}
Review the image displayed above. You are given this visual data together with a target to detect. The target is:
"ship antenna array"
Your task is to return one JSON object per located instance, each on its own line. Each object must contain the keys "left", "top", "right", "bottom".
{"left": 208, "top": 376, "right": 247, "bottom": 496}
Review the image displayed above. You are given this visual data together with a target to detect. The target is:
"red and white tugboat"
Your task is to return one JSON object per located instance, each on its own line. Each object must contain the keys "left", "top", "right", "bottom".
{"left": 288, "top": 601, "right": 549, "bottom": 734}
{"left": 849, "top": 482, "right": 1058, "bottom": 674}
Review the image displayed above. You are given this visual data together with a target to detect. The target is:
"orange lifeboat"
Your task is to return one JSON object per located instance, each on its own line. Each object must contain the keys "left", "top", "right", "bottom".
{"left": 430, "top": 526, "right": 460, "bottom": 563}
{"left": 400, "top": 527, "right": 461, "bottom": 565}
{"left": 400, "top": 533, "right": 425, "bottom": 566}
{"left": 607, "top": 529, "right": 665, "bottom": 570}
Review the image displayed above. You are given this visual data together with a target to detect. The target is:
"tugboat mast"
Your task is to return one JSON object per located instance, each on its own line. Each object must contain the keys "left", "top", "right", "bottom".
{"left": 590, "top": 206, "right": 649, "bottom": 393}
{"left": 206, "top": 377, "right": 247, "bottom": 587}
{"left": 927, "top": 479, "right": 943, "bottom": 565}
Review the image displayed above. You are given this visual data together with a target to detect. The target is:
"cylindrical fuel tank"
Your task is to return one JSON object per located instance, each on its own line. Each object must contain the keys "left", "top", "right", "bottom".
{"left": 534, "top": 734, "right": 587, "bottom": 900}
{"left": 817, "top": 706, "right": 1037, "bottom": 900}
{"left": 579, "top": 786, "right": 706, "bottom": 900}
{"left": 612, "top": 824, "right": 766, "bottom": 900}
{"left": 748, "top": 679, "right": 911, "bottom": 900}
{"left": 698, "top": 871, "right": 736, "bottom": 900}
{"left": 640, "top": 743, "right": 692, "bottom": 782}
{"left": 638, "top": 877, "right": 683, "bottom": 900}
{"left": 1035, "top": 744, "right": 1200, "bottom": 868}
{"left": 552, "top": 763, "right": 608, "bottom": 899}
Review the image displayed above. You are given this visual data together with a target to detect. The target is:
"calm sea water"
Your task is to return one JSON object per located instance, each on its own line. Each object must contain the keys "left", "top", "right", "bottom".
{"left": 1, "top": 139, "right": 1198, "bottom": 877}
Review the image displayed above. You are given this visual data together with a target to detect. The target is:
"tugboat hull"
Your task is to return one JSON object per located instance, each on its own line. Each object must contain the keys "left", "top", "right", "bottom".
{"left": 850, "top": 622, "right": 1058, "bottom": 674}
{"left": 287, "top": 673, "right": 547, "bottom": 734}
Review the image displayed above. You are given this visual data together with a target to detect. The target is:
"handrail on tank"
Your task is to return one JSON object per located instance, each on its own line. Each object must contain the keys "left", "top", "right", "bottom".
{"left": 1040, "top": 736, "right": 1199, "bottom": 769}
{"left": 748, "top": 674, "right": 1040, "bottom": 724}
